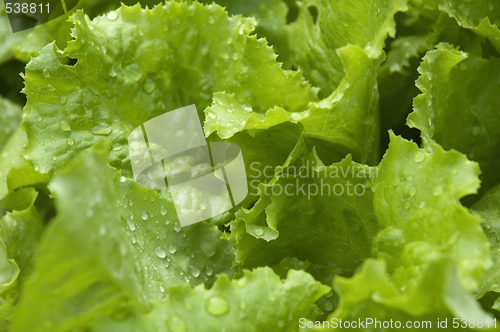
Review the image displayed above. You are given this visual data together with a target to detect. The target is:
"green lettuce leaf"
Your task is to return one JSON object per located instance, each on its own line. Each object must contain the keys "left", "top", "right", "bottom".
{"left": 0, "top": 188, "right": 43, "bottom": 331}
{"left": 471, "top": 184, "right": 500, "bottom": 298}
{"left": 327, "top": 258, "right": 491, "bottom": 328}
{"left": 11, "top": 139, "right": 234, "bottom": 331}
{"left": 0, "top": 95, "right": 23, "bottom": 152}
{"left": 372, "top": 132, "right": 489, "bottom": 291}
{"left": 0, "top": 130, "right": 28, "bottom": 201}
{"left": 227, "top": 146, "right": 379, "bottom": 277}
{"left": 438, "top": 0, "right": 500, "bottom": 53}
{"left": 408, "top": 43, "right": 500, "bottom": 197}
{"left": 21, "top": 2, "right": 317, "bottom": 176}
{"left": 313, "top": 133, "right": 492, "bottom": 327}
{"left": 91, "top": 267, "right": 329, "bottom": 332}
{"left": 281, "top": 0, "right": 408, "bottom": 96}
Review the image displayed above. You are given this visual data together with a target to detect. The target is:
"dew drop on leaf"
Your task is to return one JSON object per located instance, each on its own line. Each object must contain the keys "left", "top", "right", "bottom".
{"left": 324, "top": 301, "right": 334, "bottom": 311}
{"left": 127, "top": 219, "right": 136, "bottom": 231}
{"left": 59, "top": 120, "right": 71, "bottom": 131}
{"left": 155, "top": 247, "right": 167, "bottom": 258}
{"left": 189, "top": 265, "right": 200, "bottom": 277}
{"left": 254, "top": 227, "right": 264, "bottom": 236}
{"left": 107, "top": 11, "right": 118, "bottom": 21}
{"left": 166, "top": 316, "right": 186, "bottom": 332}
{"left": 168, "top": 244, "right": 177, "bottom": 253}
{"left": 413, "top": 151, "right": 425, "bottom": 163}
{"left": 432, "top": 185, "right": 444, "bottom": 196}
{"left": 205, "top": 296, "right": 229, "bottom": 316}
{"left": 110, "top": 66, "right": 117, "bottom": 78}
{"left": 143, "top": 78, "right": 156, "bottom": 94}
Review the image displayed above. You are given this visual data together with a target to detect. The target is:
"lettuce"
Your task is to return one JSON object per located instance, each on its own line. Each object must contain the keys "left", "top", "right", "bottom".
{"left": 1, "top": 0, "right": 500, "bottom": 331}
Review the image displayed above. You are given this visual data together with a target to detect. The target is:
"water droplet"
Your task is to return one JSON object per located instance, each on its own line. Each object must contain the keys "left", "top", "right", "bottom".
{"left": 66, "top": 138, "right": 74, "bottom": 146}
{"left": 189, "top": 265, "right": 200, "bottom": 277}
{"left": 43, "top": 69, "right": 50, "bottom": 77}
{"left": 413, "top": 151, "right": 425, "bottom": 163}
{"left": 143, "top": 78, "right": 156, "bottom": 94}
{"left": 168, "top": 244, "right": 177, "bottom": 253}
{"left": 91, "top": 125, "right": 113, "bottom": 136}
{"left": 205, "top": 296, "right": 229, "bottom": 316}
{"left": 110, "top": 66, "right": 117, "bottom": 78}
{"left": 174, "top": 222, "right": 181, "bottom": 232}
{"left": 127, "top": 219, "right": 136, "bottom": 231}
{"left": 200, "top": 241, "right": 216, "bottom": 257}
{"left": 237, "top": 277, "right": 247, "bottom": 287}
{"left": 254, "top": 227, "right": 264, "bottom": 236}
{"left": 124, "top": 63, "right": 143, "bottom": 81}
{"left": 204, "top": 266, "right": 213, "bottom": 276}
{"left": 160, "top": 206, "right": 167, "bottom": 216}
{"left": 155, "top": 247, "right": 167, "bottom": 258}
{"left": 166, "top": 316, "right": 186, "bottom": 332}
{"left": 208, "top": 16, "right": 214, "bottom": 24}
{"left": 324, "top": 301, "right": 334, "bottom": 311}
{"left": 403, "top": 202, "right": 411, "bottom": 209}
{"left": 408, "top": 186, "right": 417, "bottom": 196}
{"left": 59, "top": 120, "right": 71, "bottom": 131}
{"left": 60, "top": 96, "right": 67, "bottom": 104}
{"left": 341, "top": 19, "right": 350, "bottom": 27}
{"left": 432, "top": 185, "right": 444, "bottom": 196}
{"left": 51, "top": 155, "right": 58, "bottom": 161}
{"left": 139, "top": 29, "right": 144, "bottom": 36}
{"left": 184, "top": 302, "right": 193, "bottom": 311}
{"left": 36, "top": 115, "right": 43, "bottom": 122}
{"left": 34, "top": 164, "right": 39, "bottom": 171}
{"left": 159, "top": 286, "right": 165, "bottom": 293}
{"left": 141, "top": 211, "right": 148, "bottom": 220}
{"left": 107, "top": 11, "right": 119, "bottom": 21}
